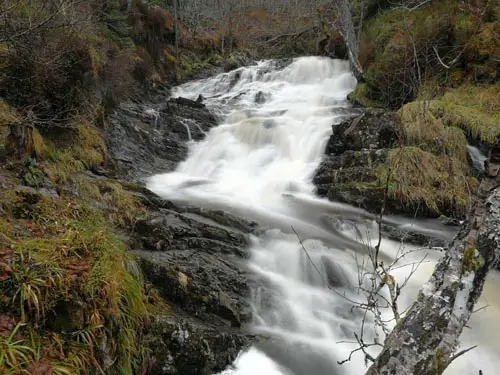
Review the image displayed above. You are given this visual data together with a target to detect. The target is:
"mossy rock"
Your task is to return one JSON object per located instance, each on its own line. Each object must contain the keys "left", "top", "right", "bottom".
{"left": 429, "top": 84, "right": 500, "bottom": 145}
{"left": 348, "top": 83, "right": 380, "bottom": 108}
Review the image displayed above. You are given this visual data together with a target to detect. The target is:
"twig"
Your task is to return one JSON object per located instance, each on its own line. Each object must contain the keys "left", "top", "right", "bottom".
{"left": 449, "top": 345, "right": 477, "bottom": 363}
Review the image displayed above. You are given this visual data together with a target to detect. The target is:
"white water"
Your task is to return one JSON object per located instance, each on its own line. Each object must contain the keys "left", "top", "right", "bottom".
{"left": 148, "top": 57, "right": 500, "bottom": 375}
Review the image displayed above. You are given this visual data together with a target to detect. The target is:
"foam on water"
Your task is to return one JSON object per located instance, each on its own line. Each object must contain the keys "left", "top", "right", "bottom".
{"left": 148, "top": 57, "right": 500, "bottom": 375}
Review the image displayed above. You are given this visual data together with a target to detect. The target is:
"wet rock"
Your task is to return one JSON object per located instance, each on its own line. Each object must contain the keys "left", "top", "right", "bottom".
{"left": 105, "top": 93, "right": 216, "bottom": 181}
{"left": 103, "top": 80, "right": 255, "bottom": 373}
{"left": 255, "top": 91, "right": 266, "bottom": 104}
{"left": 313, "top": 149, "right": 388, "bottom": 212}
{"left": 381, "top": 224, "right": 449, "bottom": 248}
{"left": 325, "top": 109, "right": 398, "bottom": 155}
{"left": 314, "top": 110, "right": 418, "bottom": 214}
{"left": 127, "top": 195, "right": 256, "bottom": 371}
{"left": 314, "top": 109, "right": 406, "bottom": 214}
{"left": 146, "top": 315, "right": 250, "bottom": 375}
{"left": 170, "top": 97, "right": 206, "bottom": 109}
{"left": 132, "top": 207, "right": 253, "bottom": 327}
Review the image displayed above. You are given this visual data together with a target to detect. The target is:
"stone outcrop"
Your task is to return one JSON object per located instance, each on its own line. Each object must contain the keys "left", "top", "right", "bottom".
{"left": 313, "top": 109, "right": 398, "bottom": 213}
{"left": 313, "top": 108, "right": 460, "bottom": 246}
{"left": 104, "top": 90, "right": 254, "bottom": 374}
{"left": 105, "top": 87, "right": 217, "bottom": 180}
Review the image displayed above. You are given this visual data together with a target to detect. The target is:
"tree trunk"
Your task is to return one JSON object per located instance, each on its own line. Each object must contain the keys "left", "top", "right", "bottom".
{"left": 366, "top": 178, "right": 500, "bottom": 375}
{"left": 174, "top": 0, "right": 180, "bottom": 60}
{"left": 332, "top": 0, "right": 364, "bottom": 80}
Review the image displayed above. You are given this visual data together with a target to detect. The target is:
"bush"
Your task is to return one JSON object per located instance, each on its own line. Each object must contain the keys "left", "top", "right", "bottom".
{"left": 359, "top": 0, "right": 499, "bottom": 107}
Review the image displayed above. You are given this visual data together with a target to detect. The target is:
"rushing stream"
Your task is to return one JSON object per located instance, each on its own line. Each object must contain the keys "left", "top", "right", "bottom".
{"left": 148, "top": 57, "right": 500, "bottom": 375}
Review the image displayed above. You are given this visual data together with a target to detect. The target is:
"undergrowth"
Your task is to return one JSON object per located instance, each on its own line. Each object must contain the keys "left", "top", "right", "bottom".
{"left": 381, "top": 147, "right": 472, "bottom": 217}
{"left": 0, "top": 190, "right": 150, "bottom": 374}
{"left": 429, "top": 84, "right": 500, "bottom": 145}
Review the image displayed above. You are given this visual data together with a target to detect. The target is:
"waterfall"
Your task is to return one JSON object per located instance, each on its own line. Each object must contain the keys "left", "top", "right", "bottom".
{"left": 148, "top": 57, "right": 500, "bottom": 375}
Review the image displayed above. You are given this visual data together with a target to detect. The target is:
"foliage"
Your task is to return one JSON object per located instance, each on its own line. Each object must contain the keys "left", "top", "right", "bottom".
{"left": 359, "top": 0, "right": 500, "bottom": 107}
{"left": 398, "top": 101, "right": 468, "bottom": 163}
{"left": 429, "top": 84, "right": 500, "bottom": 145}
{"left": 381, "top": 147, "right": 471, "bottom": 217}
{"left": 0, "top": 189, "right": 150, "bottom": 374}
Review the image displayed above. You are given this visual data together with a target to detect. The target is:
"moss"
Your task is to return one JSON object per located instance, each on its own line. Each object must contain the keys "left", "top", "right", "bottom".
{"left": 72, "top": 122, "right": 107, "bottom": 168}
{"left": 433, "top": 349, "right": 449, "bottom": 373}
{"left": 462, "top": 241, "right": 479, "bottom": 273}
{"left": 399, "top": 101, "right": 445, "bottom": 145}
{"left": 443, "top": 126, "right": 468, "bottom": 164}
{"left": 74, "top": 176, "right": 145, "bottom": 226}
{"left": 31, "top": 128, "right": 47, "bottom": 158}
{"left": 430, "top": 96, "right": 500, "bottom": 145}
{"left": 0, "top": 101, "right": 20, "bottom": 155}
{"left": 0, "top": 100, "right": 20, "bottom": 127}
{"left": 348, "top": 83, "right": 380, "bottom": 107}
{"left": 42, "top": 123, "right": 107, "bottom": 185}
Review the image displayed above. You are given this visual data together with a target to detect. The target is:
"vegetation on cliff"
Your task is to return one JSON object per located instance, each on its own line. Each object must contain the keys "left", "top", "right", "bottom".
{"left": 344, "top": 0, "right": 500, "bottom": 219}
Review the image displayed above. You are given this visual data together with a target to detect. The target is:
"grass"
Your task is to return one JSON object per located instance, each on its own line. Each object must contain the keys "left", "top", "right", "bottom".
{"left": 0, "top": 189, "right": 150, "bottom": 374}
{"left": 42, "top": 122, "right": 107, "bottom": 185}
{"left": 0, "top": 100, "right": 20, "bottom": 127}
{"left": 429, "top": 84, "right": 500, "bottom": 145}
{"left": 398, "top": 101, "right": 468, "bottom": 163}
{"left": 399, "top": 101, "right": 444, "bottom": 144}
{"left": 348, "top": 83, "right": 380, "bottom": 107}
{"left": 0, "top": 119, "right": 153, "bottom": 374}
{"left": 382, "top": 147, "right": 471, "bottom": 217}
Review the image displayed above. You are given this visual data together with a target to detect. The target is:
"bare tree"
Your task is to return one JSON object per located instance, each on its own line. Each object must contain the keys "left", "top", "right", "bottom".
{"left": 365, "top": 175, "right": 500, "bottom": 375}
{"left": 330, "top": 0, "right": 364, "bottom": 79}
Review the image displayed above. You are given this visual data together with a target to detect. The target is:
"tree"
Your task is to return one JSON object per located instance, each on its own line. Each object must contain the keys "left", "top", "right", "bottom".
{"left": 330, "top": 0, "right": 364, "bottom": 79}
{"left": 364, "top": 175, "right": 500, "bottom": 374}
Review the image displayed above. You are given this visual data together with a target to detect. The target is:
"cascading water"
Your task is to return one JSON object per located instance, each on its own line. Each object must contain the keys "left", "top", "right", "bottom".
{"left": 148, "top": 57, "right": 500, "bottom": 375}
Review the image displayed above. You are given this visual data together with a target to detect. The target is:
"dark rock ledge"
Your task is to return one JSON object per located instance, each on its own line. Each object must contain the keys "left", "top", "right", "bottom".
{"left": 105, "top": 93, "right": 255, "bottom": 374}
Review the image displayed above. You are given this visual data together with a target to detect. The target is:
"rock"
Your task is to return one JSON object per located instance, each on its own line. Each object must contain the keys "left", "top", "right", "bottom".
{"left": 131, "top": 204, "right": 254, "bottom": 328}
{"left": 313, "top": 149, "right": 388, "bottom": 213}
{"left": 146, "top": 315, "right": 250, "bottom": 375}
{"left": 105, "top": 92, "right": 217, "bottom": 181}
{"left": 255, "top": 91, "right": 266, "bottom": 104}
{"left": 313, "top": 107, "right": 465, "bottom": 220}
{"left": 170, "top": 97, "right": 206, "bottom": 109}
{"left": 381, "top": 224, "right": 449, "bottom": 248}
{"left": 314, "top": 109, "right": 419, "bottom": 215}
{"left": 126, "top": 196, "right": 256, "bottom": 372}
{"left": 102, "top": 81, "right": 255, "bottom": 373}
{"left": 110, "top": 184, "right": 258, "bottom": 373}
{"left": 325, "top": 109, "right": 398, "bottom": 155}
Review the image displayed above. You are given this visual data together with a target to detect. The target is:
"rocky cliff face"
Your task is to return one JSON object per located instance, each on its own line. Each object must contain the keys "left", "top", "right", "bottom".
{"left": 105, "top": 85, "right": 218, "bottom": 181}
{"left": 313, "top": 109, "right": 398, "bottom": 213}
{"left": 104, "top": 91, "right": 254, "bottom": 374}
{"left": 313, "top": 108, "right": 459, "bottom": 247}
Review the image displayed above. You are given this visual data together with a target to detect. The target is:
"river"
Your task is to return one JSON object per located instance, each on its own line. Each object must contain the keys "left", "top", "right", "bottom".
{"left": 148, "top": 57, "right": 500, "bottom": 375}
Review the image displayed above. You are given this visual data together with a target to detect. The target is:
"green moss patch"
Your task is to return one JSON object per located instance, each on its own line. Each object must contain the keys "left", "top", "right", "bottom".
{"left": 398, "top": 101, "right": 468, "bottom": 163}
{"left": 429, "top": 84, "right": 500, "bottom": 145}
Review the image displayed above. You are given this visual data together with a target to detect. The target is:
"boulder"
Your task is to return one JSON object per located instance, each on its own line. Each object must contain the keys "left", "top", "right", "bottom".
{"left": 105, "top": 94, "right": 217, "bottom": 180}
{"left": 324, "top": 109, "right": 398, "bottom": 155}
{"left": 146, "top": 315, "right": 250, "bottom": 375}
{"left": 126, "top": 192, "right": 257, "bottom": 373}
